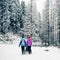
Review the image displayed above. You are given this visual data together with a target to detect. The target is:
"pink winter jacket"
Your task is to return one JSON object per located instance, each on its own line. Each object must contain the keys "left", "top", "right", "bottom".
{"left": 26, "top": 38, "right": 32, "bottom": 46}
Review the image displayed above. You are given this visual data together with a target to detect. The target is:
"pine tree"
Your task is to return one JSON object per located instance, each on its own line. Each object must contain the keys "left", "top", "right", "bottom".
{"left": 23, "top": 0, "right": 32, "bottom": 38}
{"left": 0, "top": 0, "right": 7, "bottom": 34}
{"left": 0, "top": 0, "right": 21, "bottom": 34}
{"left": 38, "top": 13, "right": 41, "bottom": 37}
{"left": 23, "top": 0, "right": 40, "bottom": 46}
{"left": 19, "top": 1, "right": 26, "bottom": 36}
{"left": 56, "top": 0, "right": 60, "bottom": 44}
{"left": 42, "top": 0, "right": 50, "bottom": 46}
{"left": 8, "top": 0, "right": 21, "bottom": 34}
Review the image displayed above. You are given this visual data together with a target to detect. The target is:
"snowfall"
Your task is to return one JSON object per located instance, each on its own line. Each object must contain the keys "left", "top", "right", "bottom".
{"left": 0, "top": 43, "right": 60, "bottom": 60}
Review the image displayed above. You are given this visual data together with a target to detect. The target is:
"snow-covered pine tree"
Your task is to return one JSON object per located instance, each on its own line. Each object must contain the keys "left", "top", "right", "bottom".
{"left": 56, "top": 0, "right": 60, "bottom": 44}
{"left": 0, "top": 0, "right": 22, "bottom": 43}
{"left": 8, "top": 0, "right": 20, "bottom": 33}
{"left": 49, "top": 0, "right": 57, "bottom": 45}
{"left": 23, "top": 0, "right": 40, "bottom": 46}
{"left": 0, "top": 0, "right": 7, "bottom": 34}
{"left": 41, "top": 0, "right": 50, "bottom": 46}
{"left": 0, "top": 0, "right": 21, "bottom": 34}
{"left": 23, "top": 2, "right": 32, "bottom": 38}
{"left": 38, "top": 12, "right": 42, "bottom": 45}
{"left": 19, "top": 1, "right": 26, "bottom": 36}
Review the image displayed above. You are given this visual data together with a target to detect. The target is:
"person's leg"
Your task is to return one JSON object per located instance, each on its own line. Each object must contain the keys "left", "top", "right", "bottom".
{"left": 27, "top": 46, "right": 29, "bottom": 54}
{"left": 28, "top": 46, "right": 30, "bottom": 54}
{"left": 27, "top": 46, "right": 31, "bottom": 54}
{"left": 23, "top": 46, "right": 25, "bottom": 54}
{"left": 29, "top": 46, "right": 31, "bottom": 53}
{"left": 30, "top": 46, "right": 32, "bottom": 53}
{"left": 29, "top": 46, "right": 31, "bottom": 54}
{"left": 21, "top": 46, "right": 23, "bottom": 54}
{"left": 23, "top": 46, "right": 26, "bottom": 54}
{"left": 28, "top": 46, "right": 32, "bottom": 54}
{"left": 21, "top": 46, "right": 24, "bottom": 54}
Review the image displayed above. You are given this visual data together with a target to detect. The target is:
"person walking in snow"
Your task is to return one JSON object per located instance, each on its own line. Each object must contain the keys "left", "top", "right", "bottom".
{"left": 19, "top": 35, "right": 26, "bottom": 54}
{"left": 26, "top": 35, "right": 32, "bottom": 54}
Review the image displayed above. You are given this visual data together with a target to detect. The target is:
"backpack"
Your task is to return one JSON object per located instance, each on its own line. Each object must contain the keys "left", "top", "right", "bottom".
{"left": 21, "top": 40, "right": 25, "bottom": 46}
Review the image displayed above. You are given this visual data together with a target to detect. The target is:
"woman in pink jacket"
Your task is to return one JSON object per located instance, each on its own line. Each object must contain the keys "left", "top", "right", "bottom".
{"left": 26, "top": 36, "right": 32, "bottom": 54}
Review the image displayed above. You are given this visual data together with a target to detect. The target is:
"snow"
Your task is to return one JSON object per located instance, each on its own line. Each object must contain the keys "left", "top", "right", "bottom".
{"left": 0, "top": 44, "right": 60, "bottom": 60}
{"left": 0, "top": 32, "right": 20, "bottom": 44}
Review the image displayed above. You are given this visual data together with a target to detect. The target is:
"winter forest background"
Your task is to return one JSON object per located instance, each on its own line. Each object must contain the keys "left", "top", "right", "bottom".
{"left": 0, "top": 0, "right": 60, "bottom": 47}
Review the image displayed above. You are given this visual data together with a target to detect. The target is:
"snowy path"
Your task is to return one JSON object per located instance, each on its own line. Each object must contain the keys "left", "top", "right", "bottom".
{"left": 0, "top": 44, "right": 60, "bottom": 60}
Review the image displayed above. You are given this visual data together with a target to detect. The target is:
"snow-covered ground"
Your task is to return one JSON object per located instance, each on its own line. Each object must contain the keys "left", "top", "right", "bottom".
{"left": 0, "top": 44, "right": 60, "bottom": 60}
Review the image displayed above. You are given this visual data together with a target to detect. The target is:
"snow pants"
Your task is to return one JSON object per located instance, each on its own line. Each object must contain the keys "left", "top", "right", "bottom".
{"left": 28, "top": 46, "right": 32, "bottom": 54}
{"left": 21, "top": 46, "right": 25, "bottom": 54}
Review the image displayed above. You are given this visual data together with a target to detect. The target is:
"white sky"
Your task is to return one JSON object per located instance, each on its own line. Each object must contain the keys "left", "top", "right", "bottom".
{"left": 36, "top": 0, "right": 46, "bottom": 13}
{"left": 19, "top": 0, "right": 46, "bottom": 14}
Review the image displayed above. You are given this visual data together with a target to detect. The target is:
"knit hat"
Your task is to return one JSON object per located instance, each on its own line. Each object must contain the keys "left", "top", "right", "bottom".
{"left": 28, "top": 35, "right": 30, "bottom": 38}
